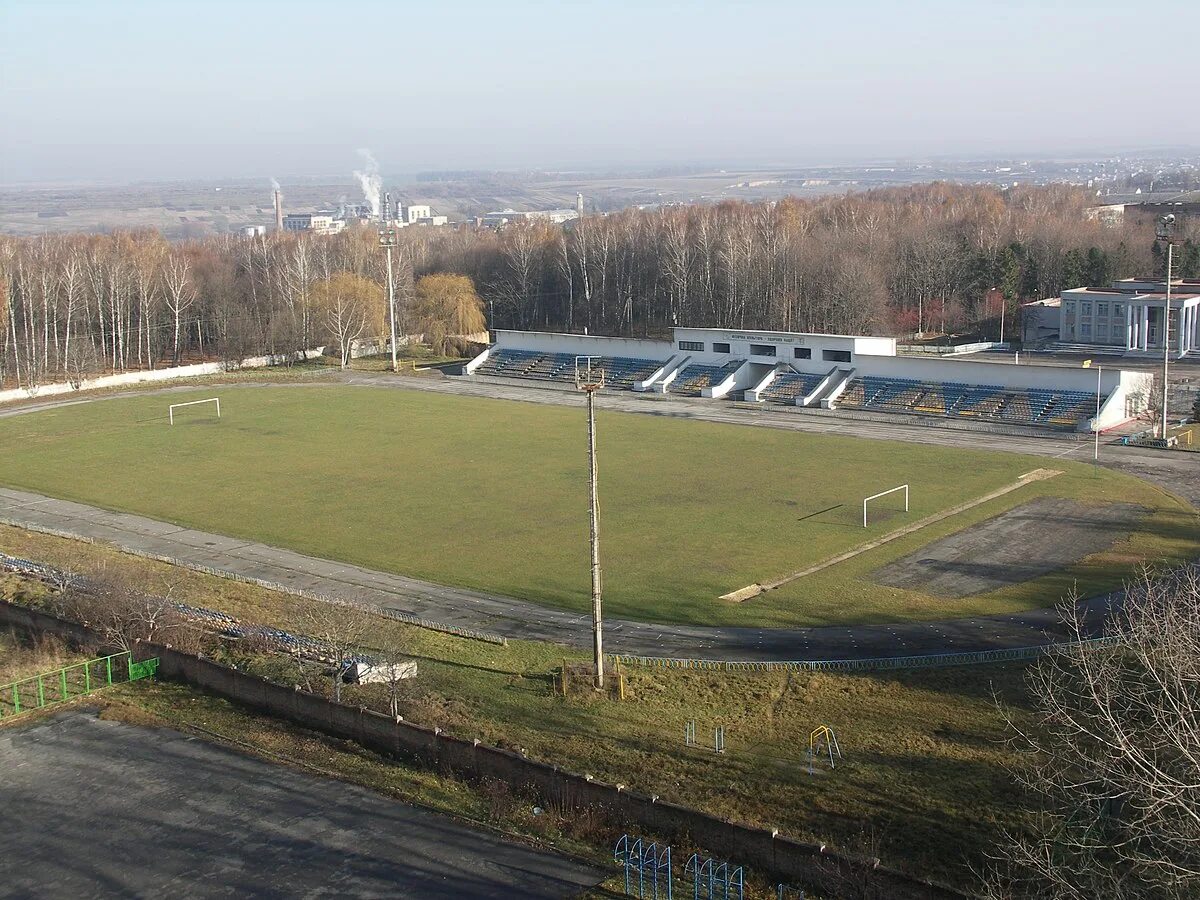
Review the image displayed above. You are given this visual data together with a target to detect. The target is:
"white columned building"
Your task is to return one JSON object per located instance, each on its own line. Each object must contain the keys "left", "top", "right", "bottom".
{"left": 1059, "top": 278, "right": 1200, "bottom": 356}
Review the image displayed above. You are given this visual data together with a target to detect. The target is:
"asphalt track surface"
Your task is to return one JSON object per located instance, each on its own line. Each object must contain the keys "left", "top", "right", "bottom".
{"left": 0, "top": 710, "right": 605, "bottom": 899}
{"left": 1, "top": 372, "right": 1195, "bottom": 660}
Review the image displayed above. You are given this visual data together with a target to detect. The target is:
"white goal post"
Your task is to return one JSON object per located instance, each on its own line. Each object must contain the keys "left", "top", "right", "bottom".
{"left": 169, "top": 397, "right": 221, "bottom": 425}
{"left": 863, "top": 484, "right": 909, "bottom": 527}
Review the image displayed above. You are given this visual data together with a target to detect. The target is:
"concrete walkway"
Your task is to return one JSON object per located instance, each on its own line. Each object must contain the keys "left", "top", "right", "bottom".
{"left": 0, "top": 486, "right": 1110, "bottom": 661}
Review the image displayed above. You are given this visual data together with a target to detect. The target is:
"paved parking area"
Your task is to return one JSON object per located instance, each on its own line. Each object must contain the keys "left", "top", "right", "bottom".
{"left": 0, "top": 711, "right": 604, "bottom": 899}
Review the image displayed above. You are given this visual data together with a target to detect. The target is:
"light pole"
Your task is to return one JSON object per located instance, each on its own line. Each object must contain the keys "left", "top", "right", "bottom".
{"left": 380, "top": 228, "right": 398, "bottom": 373}
{"left": 994, "top": 287, "right": 1005, "bottom": 346}
{"left": 1156, "top": 214, "right": 1176, "bottom": 437}
{"left": 575, "top": 355, "right": 605, "bottom": 689}
{"left": 1094, "top": 364, "right": 1102, "bottom": 461}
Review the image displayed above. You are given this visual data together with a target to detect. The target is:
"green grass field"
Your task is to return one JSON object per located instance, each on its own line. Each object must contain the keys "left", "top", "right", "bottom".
{"left": 0, "top": 384, "right": 1194, "bottom": 627}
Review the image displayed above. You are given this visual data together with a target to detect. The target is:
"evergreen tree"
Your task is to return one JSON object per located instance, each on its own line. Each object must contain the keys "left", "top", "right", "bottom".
{"left": 1178, "top": 240, "right": 1200, "bottom": 279}
{"left": 1085, "top": 247, "right": 1111, "bottom": 287}
{"left": 1061, "top": 248, "right": 1086, "bottom": 292}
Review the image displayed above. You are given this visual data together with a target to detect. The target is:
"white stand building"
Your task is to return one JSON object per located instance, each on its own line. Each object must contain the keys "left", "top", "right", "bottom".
{"left": 466, "top": 326, "right": 1153, "bottom": 432}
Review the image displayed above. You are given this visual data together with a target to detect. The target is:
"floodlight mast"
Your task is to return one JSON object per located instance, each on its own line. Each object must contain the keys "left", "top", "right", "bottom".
{"left": 1155, "top": 215, "right": 1175, "bottom": 438}
{"left": 576, "top": 356, "right": 605, "bottom": 689}
{"left": 380, "top": 228, "right": 399, "bottom": 373}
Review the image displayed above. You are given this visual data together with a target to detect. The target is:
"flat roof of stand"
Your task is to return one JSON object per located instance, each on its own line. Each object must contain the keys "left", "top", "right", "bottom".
{"left": 673, "top": 326, "right": 888, "bottom": 341}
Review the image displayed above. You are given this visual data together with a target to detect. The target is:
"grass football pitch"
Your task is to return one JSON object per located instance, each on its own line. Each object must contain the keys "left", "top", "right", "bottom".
{"left": 0, "top": 385, "right": 1194, "bottom": 627}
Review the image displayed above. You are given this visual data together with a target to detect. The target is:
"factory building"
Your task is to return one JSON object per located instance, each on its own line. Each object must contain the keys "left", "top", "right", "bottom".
{"left": 282, "top": 213, "right": 345, "bottom": 235}
{"left": 478, "top": 208, "right": 580, "bottom": 228}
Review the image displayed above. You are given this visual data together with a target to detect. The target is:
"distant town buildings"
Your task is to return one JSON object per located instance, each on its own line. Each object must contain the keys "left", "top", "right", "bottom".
{"left": 477, "top": 208, "right": 579, "bottom": 228}
{"left": 1087, "top": 189, "right": 1200, "bottom": 228}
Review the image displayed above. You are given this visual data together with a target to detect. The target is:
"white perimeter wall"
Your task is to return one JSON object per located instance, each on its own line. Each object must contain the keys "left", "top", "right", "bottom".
{"left": 0, "top": 349, "right": 324, "bottom": 405}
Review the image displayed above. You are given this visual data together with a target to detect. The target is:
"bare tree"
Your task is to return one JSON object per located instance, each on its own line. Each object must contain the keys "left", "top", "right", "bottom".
{"left": 985, "top": 566, "right": 1200, "bottom": 899}
{"left": 297, "top": 602, "right": 373, "bottom": 703}
{"left": 59, "top": 564, "right": 189, "bottom": 653}
{"left": 312, "top": 272, "right": 384, "bottom": 368}
{"left": 370, "top": 642, "right": 414, "bottom": 718}
{"left": 58, "top": 249, "right": 84, "bottom": 377}
{"left": 162, "top": 253, "right": 195, "bottom": 366}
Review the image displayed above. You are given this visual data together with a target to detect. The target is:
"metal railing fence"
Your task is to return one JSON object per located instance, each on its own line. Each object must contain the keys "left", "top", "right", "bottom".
{"left": 0, "top": 651, "right": 158, "bottom": 720}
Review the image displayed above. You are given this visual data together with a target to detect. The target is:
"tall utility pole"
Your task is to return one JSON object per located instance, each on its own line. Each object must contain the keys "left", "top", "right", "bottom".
{"left": 380, "top": 227, "right": 399, "bottom": 373}
{"left": 1156, "top": 214, "right": 1176, "bottom": 437}
{"left": 575, "top": 355, "right": 604, "bottom": 688}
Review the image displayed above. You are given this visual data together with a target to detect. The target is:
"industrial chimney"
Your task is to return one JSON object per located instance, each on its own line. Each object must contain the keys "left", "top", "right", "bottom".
{"left": 274, "top": 190, "right": 284, "bottom": 231}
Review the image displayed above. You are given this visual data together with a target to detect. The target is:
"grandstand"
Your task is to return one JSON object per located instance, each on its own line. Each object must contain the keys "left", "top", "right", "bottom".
{"left": 473, "top": 348, "right": 660, "bottom": 388}
{"left": 669, "top": 360, "right": 744, "bottom": 396}
{"left": 757, "top": 369, "right": 826, "bottom": 405}
{"left": 465, "top": 327, "right": 1150, "bottom": 432}
{"left": 833, "top": 376, "right": 1100, "bottom": 429}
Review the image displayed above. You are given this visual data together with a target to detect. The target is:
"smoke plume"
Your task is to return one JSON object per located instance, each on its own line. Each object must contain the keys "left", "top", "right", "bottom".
{"left": 270, "top": 177, "right": 281, "bottom": 194}
{"left": 353, "top": 149, "right": 382, "bottom": 217}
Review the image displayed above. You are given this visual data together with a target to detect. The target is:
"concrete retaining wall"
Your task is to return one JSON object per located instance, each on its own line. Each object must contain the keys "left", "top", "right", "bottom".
{"left": 0, "top": 601, "right": 962, "bottom": 899}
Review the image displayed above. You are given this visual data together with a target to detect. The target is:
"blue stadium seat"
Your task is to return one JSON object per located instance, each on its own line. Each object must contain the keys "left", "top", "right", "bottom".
{"left": 833, "top": 375, "right": 1096, "bottom": 429}
{"left": 759, "top": 371, "right": 824, "bottom": 404}
{"left": 474, "top": 348, "right": 661, "bottom": 390}
{"left": 669, "top": 360, "right": 744, "bottom": 396}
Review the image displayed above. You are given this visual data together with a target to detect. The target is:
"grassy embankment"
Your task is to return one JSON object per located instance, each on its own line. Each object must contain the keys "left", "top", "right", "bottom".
{"left": 2, "top": 525, "right": 1032, "bottom": 890}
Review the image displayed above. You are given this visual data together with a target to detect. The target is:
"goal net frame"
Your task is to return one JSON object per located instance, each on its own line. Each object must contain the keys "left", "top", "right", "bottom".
{"left": 862, "top": 484, "right": 908, "bottom": 527}
{"left": 169, "top": 397, "right": 221, "bottom": 425}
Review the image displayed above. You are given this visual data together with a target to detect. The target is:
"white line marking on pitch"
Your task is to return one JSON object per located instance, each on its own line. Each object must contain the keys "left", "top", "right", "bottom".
{"left": 1053, "top": 444, "right": 1087, "bottom": 458}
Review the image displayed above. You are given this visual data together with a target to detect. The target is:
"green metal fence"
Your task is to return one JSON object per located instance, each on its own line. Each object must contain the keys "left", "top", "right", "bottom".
{"left": 0, "top": 652, "right": 159, "bottom": 721}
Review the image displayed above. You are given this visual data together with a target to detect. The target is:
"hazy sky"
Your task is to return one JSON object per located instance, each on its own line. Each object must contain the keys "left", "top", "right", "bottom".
{"left": 3, "top": 0, "right": 1198, "bottom": 184}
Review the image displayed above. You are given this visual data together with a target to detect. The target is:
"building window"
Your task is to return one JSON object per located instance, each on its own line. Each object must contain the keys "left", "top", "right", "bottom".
{"left": 1097, "top": 302, "right": 1108, "bottom": 318}
{"left": 678, "top": 340, "right": 704, "bottom": 351}
{"left": 1081, "top": 302, "right": 1091, "bottom": 316}
{"left": 712, "top": 342, "right": 731, "bottom": 354}
{"left": 749, "top": 344, "right": 777, "bottom": 357}
{"left": 823, "top": 349, "right": 852, "bottom": 363}
{"left": 1081, "top": 322, "right": 1092, "bottom": 336}
{"left": 794, "top": 347, "right": 812, "bottom": 359}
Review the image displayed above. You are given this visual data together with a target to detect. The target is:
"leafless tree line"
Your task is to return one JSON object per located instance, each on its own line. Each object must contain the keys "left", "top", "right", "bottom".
{"left": 1, "top": 183, "right": 1170, "bottom": 389}
{"left": 986, "top": 566, "right": 1200, "bottom": 899}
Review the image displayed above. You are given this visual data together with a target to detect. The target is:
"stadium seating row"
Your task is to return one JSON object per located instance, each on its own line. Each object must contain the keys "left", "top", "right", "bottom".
{"left": 758, "top": 371, "right": 825, "bottom": 404}
{"left": 474, "top": 348, "right": 661, "bottom": 389}
{"left": 835, "top": 375, "right": 1098, "bottom": 428}
{"left": 668, "top": 360, "right": 744, "bottom": 396}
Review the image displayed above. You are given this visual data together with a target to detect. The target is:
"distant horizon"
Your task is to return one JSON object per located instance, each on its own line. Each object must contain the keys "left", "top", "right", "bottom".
{"left": 4, "top": 0, "right": 1199, "bottom": 185}
{"left": 3, "top": 144, "right": 1199, "bottom": 192}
